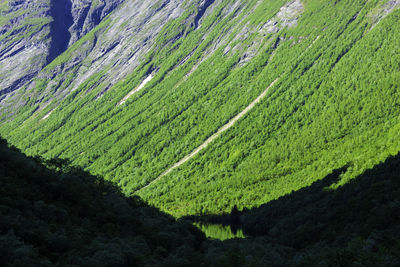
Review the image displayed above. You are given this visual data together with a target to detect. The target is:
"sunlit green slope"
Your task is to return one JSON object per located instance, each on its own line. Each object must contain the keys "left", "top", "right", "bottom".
{"left": 140, "top": 0, "right": 400, "bottom": 216}
{"left": 1, "top": 0, "right": 400, "bottom": 217}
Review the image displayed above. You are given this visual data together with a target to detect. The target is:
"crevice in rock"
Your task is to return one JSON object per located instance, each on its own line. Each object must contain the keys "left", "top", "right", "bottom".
{"left": 194, "top": 0, "right": 216, "bottom": 28}
{"left": 72, "top": 4, "right": 91, "bottom": 41}
{"left": 48, "top": 0, "right": 73, "bottom": 63}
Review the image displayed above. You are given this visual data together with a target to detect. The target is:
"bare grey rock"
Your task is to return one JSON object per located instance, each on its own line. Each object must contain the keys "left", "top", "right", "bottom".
{"left": 68, "top": 0, "right": 125, "bottom": 45}
{"left": 369, "top": 0, "right": 400, "bottom": 29}
{"left": 0, "top": 0, "right": 125, "bottom": 97}
{"left": 261, "top": 0, "right": 304, "bottom": 36}
{"left": 0, "top": 0, "right": 51, "bottom": 96}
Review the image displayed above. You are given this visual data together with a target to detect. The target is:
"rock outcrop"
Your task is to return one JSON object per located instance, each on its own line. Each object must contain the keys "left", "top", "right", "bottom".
{"left": 69, "top": 0, "right": 125, "bottom": 45}
{"left": 0, "top": 0, "right": 125, "bottom": 97}
{"left": 0, "top": 0, "right": 52, "bottom": 96}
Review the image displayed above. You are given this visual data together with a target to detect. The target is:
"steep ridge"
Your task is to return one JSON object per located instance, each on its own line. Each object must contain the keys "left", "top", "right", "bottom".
{"left": 1, "top": 0, "right": 400, "bottom": 265}
{"left": 1, "top": 0, "right": 400, "bottom": 220}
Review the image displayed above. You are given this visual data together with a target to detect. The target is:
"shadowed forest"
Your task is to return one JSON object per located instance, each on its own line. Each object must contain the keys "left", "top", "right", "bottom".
{"left": 2, "top": 136, "right": 400, "bottom": 266}
{"left": 184, "top": 154, "right": 400, "bottom": 266}
{"left": 0, "top": 137, "right": 204, "bottom": 266}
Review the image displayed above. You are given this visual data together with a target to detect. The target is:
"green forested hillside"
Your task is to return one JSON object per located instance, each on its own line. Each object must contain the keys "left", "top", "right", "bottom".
{"left": 140, "top": 1, "right": 400, "bottom": 216}
{"left": 1, "top": 0, "right": 400, "bottom": 221}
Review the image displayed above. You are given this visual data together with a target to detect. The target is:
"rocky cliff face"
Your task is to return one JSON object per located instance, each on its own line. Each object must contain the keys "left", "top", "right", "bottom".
{"left": 69, "top": 0, "right": 125, "bottom": 45}
{"left": 0, "top": 0, "right": 227, "bottom": 115}
{"left": 0, "top": 0, "right": 52, "bottom": 97}
{"left": 0, "top": 0, "right": 124, "bottom": 98}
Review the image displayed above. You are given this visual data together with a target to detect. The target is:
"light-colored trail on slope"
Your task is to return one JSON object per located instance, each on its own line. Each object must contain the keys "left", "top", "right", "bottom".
{"left": 118, "top": 74, "right": 154, "bottom": 105}
{"left": 137, "top": 78, "right": 278, "bottom": 192}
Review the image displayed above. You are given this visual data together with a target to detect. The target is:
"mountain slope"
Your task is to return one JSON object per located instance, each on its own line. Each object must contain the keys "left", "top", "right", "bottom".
{"left": 1, "top": 0, "right": 400, "bottom": 219}
{"left": 140, "top": 0, "right": 400, "bottom": 216}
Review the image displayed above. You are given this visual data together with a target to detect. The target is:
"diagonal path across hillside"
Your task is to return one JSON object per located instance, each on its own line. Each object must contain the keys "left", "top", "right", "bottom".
{"left": 118, "top": 74, "right": 154, "bottom": 105}
{"left": 137, "top": 78, "right": 278, "bottom": 192}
